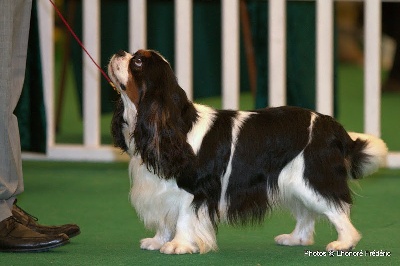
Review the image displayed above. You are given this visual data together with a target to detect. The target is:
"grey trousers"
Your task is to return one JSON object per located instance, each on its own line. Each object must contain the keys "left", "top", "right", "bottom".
{"left": 0, "top": 0, "right": 32, "bottom": 222}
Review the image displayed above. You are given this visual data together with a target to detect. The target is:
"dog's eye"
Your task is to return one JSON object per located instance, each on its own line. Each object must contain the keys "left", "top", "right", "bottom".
{"left": 134, "top": 57, "right": 142, "bottom": 68}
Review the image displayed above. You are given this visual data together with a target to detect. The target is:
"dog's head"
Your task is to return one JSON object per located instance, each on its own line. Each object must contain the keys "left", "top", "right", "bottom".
{"left": 108, "top": 49, "right": 173, "bottom": 108}
{"left": 108, "top": 49, "right": 198, "bottom": 180}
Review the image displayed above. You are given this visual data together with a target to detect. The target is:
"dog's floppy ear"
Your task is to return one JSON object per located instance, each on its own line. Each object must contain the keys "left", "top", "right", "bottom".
{"left": 133, "top": 55, "right": 198, "bottom": 180}
{"left": 111, "top": 98, "right": 129, "bottom": 152}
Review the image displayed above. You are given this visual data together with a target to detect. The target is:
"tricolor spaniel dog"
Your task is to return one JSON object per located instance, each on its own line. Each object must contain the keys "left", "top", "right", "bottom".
{"left": 108, "top": 49, "right": 387, "bottom": 255}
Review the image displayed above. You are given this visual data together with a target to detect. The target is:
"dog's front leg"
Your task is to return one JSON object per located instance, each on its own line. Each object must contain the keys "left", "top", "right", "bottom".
{"left": 159, "top": 193, "right": 200, "bottom": 255}
{"left": 140, "top": 227, "right": 172, "bottom": 251}
{"left": 159, "top": 193, "right": 217, "bottom": 255}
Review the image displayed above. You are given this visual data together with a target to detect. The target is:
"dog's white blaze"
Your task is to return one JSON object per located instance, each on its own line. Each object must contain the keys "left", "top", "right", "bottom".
{"left": 218, "top": 111, "right": 254, "bottom": 220}
{"left": 109, "top": 53, "right": 132, "bottom": 88}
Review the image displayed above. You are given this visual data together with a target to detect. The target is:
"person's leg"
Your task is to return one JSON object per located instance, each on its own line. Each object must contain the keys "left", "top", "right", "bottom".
{"left": 0, "top": 0, "right": 31, "bottom": 222}
{"left": 0, "top": 1, "right": 73, "bottom": 252}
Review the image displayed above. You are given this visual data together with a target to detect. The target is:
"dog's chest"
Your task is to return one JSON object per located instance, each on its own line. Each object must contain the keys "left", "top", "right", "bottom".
{"left": 128, "top": 157, "right": 186, "bottom": 227}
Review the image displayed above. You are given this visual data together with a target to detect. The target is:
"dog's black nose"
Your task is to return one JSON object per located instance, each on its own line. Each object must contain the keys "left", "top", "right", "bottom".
{"left": 116, "top": 50, "right": 126, "bottom": 57}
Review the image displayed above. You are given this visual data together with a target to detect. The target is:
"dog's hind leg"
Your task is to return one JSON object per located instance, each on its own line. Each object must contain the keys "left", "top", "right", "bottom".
{"left": 275, "top": 201, "right": 316, "bottom": 246}
{"left": 283, "top": 186, "right": 360, "bottom": 250}
{"left": 275, "top": 153, "right": 316, "bottom": 246}
{"left": 324, "top": 205, "right": 361, "bottom": 251}
{"left": 285, "top": 182, "right": 360, "bottom": 251}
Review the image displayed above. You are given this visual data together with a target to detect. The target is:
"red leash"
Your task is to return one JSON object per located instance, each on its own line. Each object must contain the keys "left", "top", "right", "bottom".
{"left": 48, "top": 0, "right": 117, "bottom": 91}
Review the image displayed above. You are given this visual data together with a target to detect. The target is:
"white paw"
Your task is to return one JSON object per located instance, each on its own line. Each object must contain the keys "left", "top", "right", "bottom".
{"left": 275, "top": 234, "right": 314, "bottom": 246}
{"left": 326, "top": 240, "right": 356, "bottom": 251}
{"left": 160, "top": 240, "right": 199, "bottom": 255}
{"left": 140, "top": 237, "right": 165, "bottom": 250}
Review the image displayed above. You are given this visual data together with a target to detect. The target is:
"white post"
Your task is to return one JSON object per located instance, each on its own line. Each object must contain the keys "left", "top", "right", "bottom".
{"left": 268, "top": 0, "right": 286, "bottom": 107}
{"left": 175, "top": 0, "right": 193, "bottom": 100}
{"left": 129, "top": 0, "right": 147, "bottom": 52}
{"left": 316, "top": 0, "right": 334, "bottom": 116}
{"left": 37, "top": 0, "right": 55, "bottom": 148}
{"left": 83, "top": 0, "right": 101, "bottom": 147}
{"left": 222, "top": 0, "right": 239, "bottom": 109}
{"left": 364, "top": 0, "right": 381, "bottom": 137}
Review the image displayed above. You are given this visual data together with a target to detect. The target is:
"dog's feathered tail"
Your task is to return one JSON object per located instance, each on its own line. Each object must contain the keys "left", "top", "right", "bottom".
{"left": 347, "top": 132, "right": 388, "bottom": 179}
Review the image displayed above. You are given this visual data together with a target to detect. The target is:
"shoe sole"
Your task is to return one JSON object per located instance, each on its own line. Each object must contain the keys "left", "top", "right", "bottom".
{"left": 0, "top": 239, "right": 70, "bottom": 253}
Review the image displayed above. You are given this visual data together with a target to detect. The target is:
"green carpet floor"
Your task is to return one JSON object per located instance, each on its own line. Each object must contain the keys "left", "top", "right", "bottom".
{"left": 1, "top": 162, "right": 399, "bottom": 265}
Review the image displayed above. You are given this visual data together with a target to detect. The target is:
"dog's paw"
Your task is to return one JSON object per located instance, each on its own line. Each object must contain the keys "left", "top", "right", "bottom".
{"left": 275, "top": 234, "right": 314, "bottom": 246}
{"left": 140, "top": 237, "right": 165, "bottom": 251}
{"left": 326, "top": 241, "right": 355, "bottom": 251}
{"left": 160, "top": 240, "right": 199, "bottom": 255}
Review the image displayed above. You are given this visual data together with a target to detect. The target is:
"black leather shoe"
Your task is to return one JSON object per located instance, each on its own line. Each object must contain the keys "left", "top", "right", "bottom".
{"left": 12, "top": 201, "right": 80, "bottom": 238}
{"left": 0, "top": 217, "right": 69, "bottom": 252}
